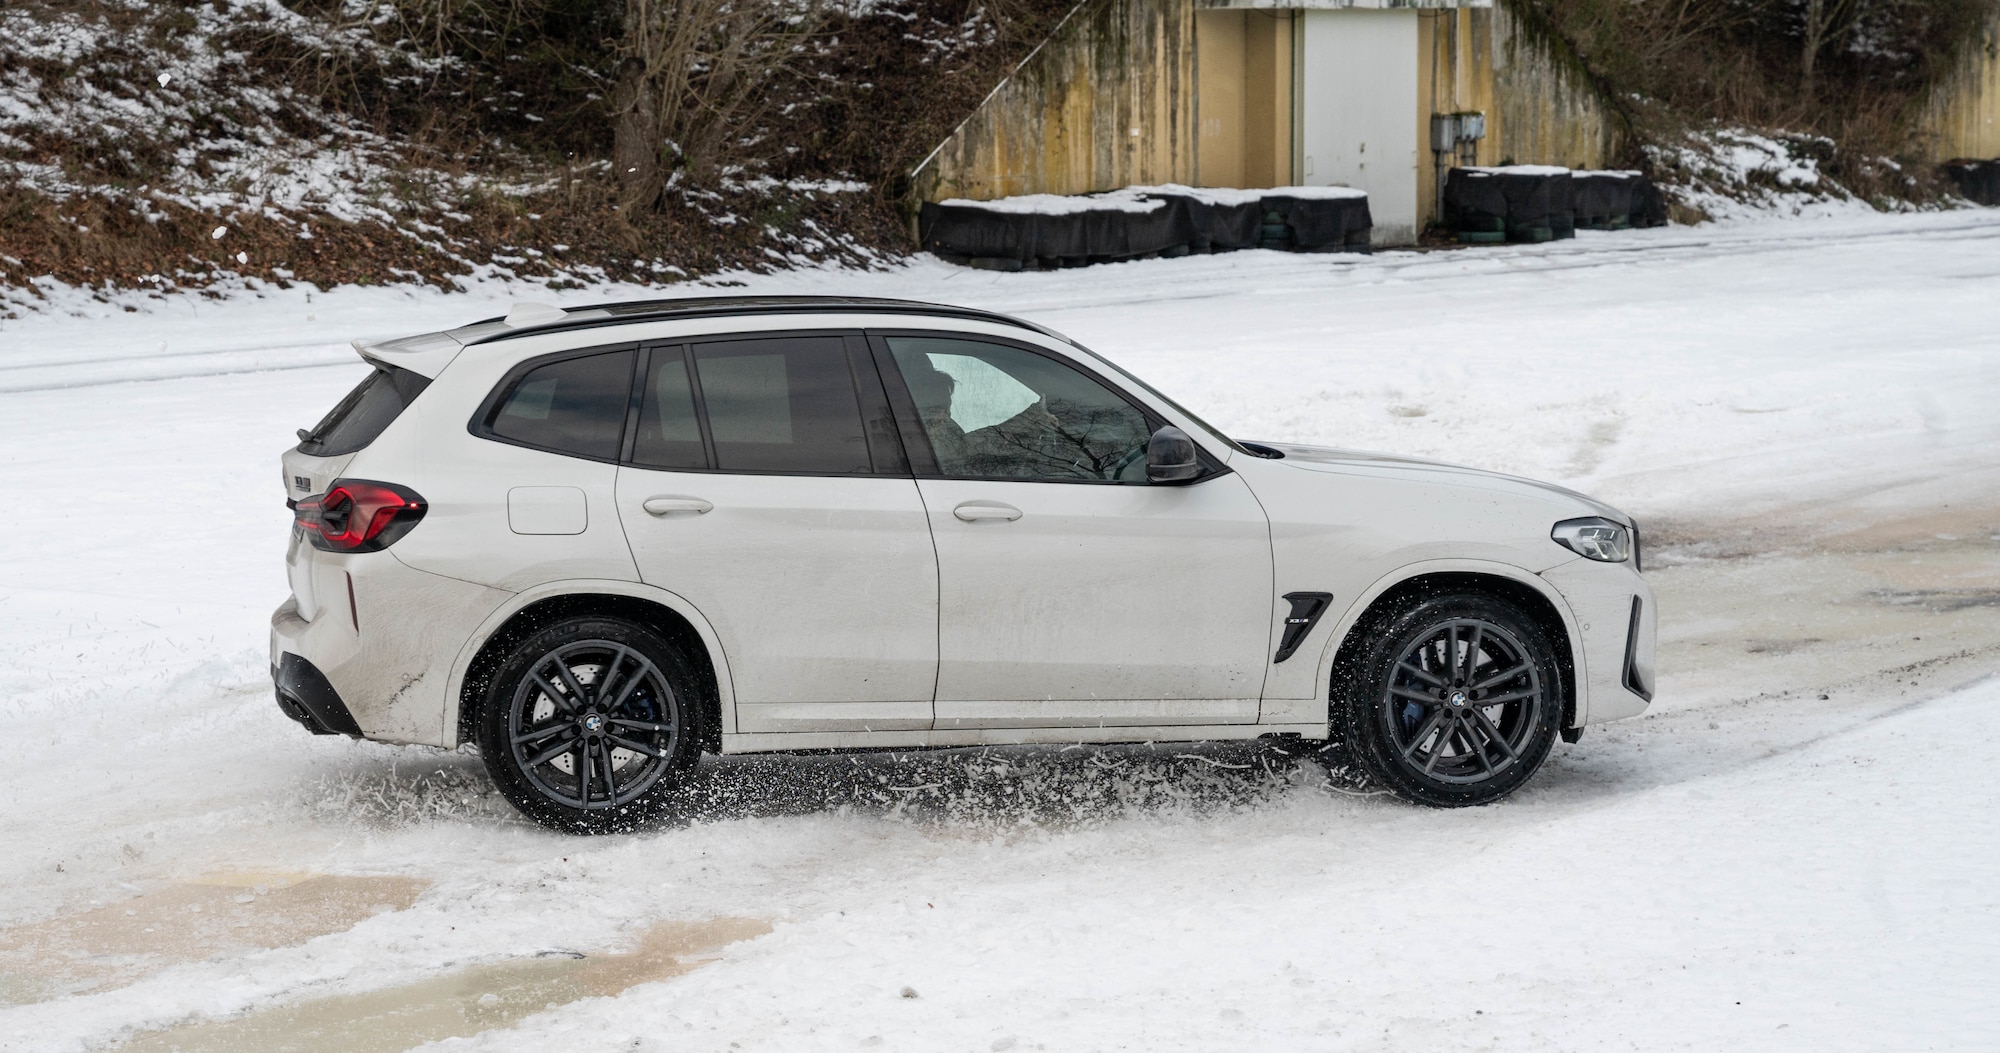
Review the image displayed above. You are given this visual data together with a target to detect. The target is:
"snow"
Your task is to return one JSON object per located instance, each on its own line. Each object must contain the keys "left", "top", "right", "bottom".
{"left": 0, "top": 0, "right": 471, "bottom": 230}
{"left": 937, "top": 191, "right": 1169, "bottom": 215}
{"left": 1647, "top": 128, "right": 1890, "bottom": 223}
{"left": 2, "top": 209, "right": 1999, "bottom": 1049}
{"left": 938, "top": 183, "right": 1370, "bottom": 215}
{"left": 1462, "top": 164, "right": 1574, "bottom": 176}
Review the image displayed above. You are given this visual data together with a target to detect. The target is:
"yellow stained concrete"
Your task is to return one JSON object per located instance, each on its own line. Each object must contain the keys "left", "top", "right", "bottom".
{"left": 913, "top": 0, "right": 1197, "bottom": 202}
{"left": 1195, "top": 9, "right": 1293, "bottom": 188}
{"left": 916, "top": 0, "right": 1620, "bottom": 226}
{"left": 1918, "top": 9, "right": 2000, "bottom": 161}
{"left": 1416, "top": 6, "right": 1619, "bottom": 225}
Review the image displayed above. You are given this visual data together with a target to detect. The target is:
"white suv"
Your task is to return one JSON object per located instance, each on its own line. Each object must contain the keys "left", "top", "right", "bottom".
{"left": 273, "top": 297, "right": 1654, "bottom": 832}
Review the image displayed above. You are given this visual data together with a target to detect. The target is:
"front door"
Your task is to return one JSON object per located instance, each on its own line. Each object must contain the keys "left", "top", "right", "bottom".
{"left": 615, "top": 332, "right": 938, "bottom": 735}
{"left": 874, "top": 333, "right": 1274, "bottom": 730}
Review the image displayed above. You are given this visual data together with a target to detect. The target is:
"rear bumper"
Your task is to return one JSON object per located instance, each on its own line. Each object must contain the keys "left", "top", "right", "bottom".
{"left": 272, "top": 652, "right": 362, "bottom": 737}
{"left": 270, "top": 556, "right": 513, "bottom": 747}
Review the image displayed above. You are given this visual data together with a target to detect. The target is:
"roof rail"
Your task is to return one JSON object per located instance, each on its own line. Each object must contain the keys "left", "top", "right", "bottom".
{"left": 456, "top": 295, "right": 1068, "bottom": 346}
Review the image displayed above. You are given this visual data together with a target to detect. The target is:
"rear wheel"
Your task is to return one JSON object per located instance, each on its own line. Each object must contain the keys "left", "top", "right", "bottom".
{"left": 1335, "top": 592, "right": 1561, "bottom": 806}
{"left": 476, "top": 616, "right": 702, "bottom": 833}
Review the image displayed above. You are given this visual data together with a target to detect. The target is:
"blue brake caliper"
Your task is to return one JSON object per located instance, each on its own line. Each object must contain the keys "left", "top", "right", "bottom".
{"left": 1400, "top": 701, "right": 1426, "bottom": 735}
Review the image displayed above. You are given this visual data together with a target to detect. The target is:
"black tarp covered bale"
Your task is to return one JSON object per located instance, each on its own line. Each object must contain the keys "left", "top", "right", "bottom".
{"left": 1572, "top": 171, "right": 1639, "bottom": 229}
{"left": 1446, "top": 167, "right": 1670, "bottom": 239}
{"left": 1573, "top": 170, "right": 1669, "bottom": 229}
{"left": 1443, "top": 166, "right": 1573, "bottom": 242}
{"left": 1259, "top": 192, "right": 1372, "bottom": 251}
{"left": 1173, "top": 195, "right": 1265, "bottom": 254}
{"left": 1441, "top": 168, "right": 1507, "bottom": 242}
{"left": 1629, "top": 176, "right": 1669, "bottom": 227}
{"left": 916, "top": 198, "right": 1181, "bottom": 263}
{"left": 918, "top": 186, "right": 1371, "bottom": 267}
{"left": 1944, "top": 159, "right": 2000, "bottom": 206}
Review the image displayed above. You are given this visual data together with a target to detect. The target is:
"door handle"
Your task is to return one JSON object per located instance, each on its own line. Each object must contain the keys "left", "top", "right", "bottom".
{"left": 953, "top": 501, "right": 1022, "bottom": 522}
{"left": 642, "top": 495, "right": 713, "bottom": 516}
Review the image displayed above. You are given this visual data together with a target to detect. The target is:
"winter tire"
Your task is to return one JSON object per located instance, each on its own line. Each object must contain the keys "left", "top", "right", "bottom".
{"left": 476, "top": 616, "right": 702, "bottom": 833}
{"left": 1335, "top": 592, "right": 1561, "bottom": 806}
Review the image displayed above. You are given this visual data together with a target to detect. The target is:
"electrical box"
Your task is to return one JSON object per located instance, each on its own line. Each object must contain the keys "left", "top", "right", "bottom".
{"left": 1430, "top": 114, "right": 1460, "bottom": 153}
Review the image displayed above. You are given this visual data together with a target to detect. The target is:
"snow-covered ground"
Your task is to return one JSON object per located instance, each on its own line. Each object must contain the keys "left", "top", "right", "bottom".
{"left": 1, "top": 210, "right": 1997, "bottom": 1051}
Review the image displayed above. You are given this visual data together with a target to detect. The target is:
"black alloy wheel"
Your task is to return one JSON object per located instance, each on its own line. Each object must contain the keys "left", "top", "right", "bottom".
{"left": 477, "top": 617, "right": 701, "bottom": 833}
{"left": 1337, "top": 592, "right": 1562, "bottom": 806}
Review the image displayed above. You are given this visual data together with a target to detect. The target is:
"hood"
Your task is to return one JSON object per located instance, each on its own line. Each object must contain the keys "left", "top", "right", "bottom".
{"left": 1252, "top": 442, "right": 1632, "bottom": 524}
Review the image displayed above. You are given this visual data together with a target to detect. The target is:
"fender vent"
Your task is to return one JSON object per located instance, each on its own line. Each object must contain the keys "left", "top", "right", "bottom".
{"left": 1274, "top": 591, "right": 1334, "bottom": 663}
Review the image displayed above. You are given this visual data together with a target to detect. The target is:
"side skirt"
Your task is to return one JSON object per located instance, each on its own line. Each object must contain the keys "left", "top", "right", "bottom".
{"left": 719, "top": 722, "right": 1331, "bottom": 755}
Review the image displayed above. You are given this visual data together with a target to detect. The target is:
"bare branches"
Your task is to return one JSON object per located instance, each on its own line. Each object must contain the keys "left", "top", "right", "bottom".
{"left": 613, "top": 0, "right": 830, "bottom": 208}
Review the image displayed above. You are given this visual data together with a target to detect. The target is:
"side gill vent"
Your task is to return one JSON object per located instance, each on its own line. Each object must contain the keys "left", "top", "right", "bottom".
{"left": 1274, "top": 591, "right": 1334, "bottom": 663}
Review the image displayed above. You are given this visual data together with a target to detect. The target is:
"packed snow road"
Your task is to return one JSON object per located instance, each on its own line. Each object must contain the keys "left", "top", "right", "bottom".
{"left": 1, "top": 210, "right": 1997, "bottom": 1051}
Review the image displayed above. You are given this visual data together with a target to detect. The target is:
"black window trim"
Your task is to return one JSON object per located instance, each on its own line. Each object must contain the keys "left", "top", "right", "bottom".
{"left": 467, "top": 341, "right": 642, "bottom": 466}
{"left": 864, "top": 328, "right": 1230, "bottom": 486}
{"left": 620, "top": 327, "right": 914, "bottom": 479}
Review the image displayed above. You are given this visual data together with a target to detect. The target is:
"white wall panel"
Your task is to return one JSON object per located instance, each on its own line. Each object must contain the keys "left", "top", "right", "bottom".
{"left": 1298, "top": 9, "right": 1419, "bottom": 244}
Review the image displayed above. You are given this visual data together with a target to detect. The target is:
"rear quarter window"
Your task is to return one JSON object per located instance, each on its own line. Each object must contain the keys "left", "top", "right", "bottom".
{"left": 298, "top": 364, "right": 431, "bottom": 457}
{"left": 474, "top": 348, "right": 636, "bottom": 462}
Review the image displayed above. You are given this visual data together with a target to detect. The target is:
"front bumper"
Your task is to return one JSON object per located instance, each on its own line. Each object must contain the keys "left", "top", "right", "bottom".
{"left": 1540, "top": 557, "right": 1657, "bottom": 725}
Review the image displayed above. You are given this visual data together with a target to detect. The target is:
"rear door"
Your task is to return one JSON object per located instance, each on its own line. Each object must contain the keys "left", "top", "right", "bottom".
{"left": 873, "top": 332, "right": 1274, "bottom": 730}
{"left": 614, "top": 331, "right": 939, "bottom": 736}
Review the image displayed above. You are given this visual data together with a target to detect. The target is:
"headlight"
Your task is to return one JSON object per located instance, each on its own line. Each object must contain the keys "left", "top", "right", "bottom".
{"left": 1552, "top": 517, "right": 1631, "bottom": 563}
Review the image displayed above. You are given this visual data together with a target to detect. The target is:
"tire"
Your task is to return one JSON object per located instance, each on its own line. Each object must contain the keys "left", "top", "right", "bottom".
{"left": 1334, "top": 592, "right": 1561, "bottom": 807}
{"left": 476, "top": 616, "right": 703, "bottom": 833}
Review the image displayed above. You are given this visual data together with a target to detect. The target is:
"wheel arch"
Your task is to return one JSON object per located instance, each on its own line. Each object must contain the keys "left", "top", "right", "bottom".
{"left": 1312, "top": 561, "right": 1586, "bottom": 730}
{"left": 444, "top": 580, "right": 733, "bottom": 751}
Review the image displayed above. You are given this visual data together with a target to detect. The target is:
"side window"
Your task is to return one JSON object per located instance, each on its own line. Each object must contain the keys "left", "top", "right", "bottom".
{"left": 482, "top": 349, "right": 634, "bottom": 461}
{"left": 689, "top": 336, "right": 872, "bottom": 474}
{"left": 885, "top": 337, "right": 1153, "bottom": 482}
{"left": 632, "top": 347, "right": 708, "bottom": 469}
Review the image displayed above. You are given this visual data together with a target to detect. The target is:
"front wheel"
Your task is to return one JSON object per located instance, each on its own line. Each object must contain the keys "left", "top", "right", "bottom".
{"left": 1335, "top": 593, "right": 1562, "bottom": 806}
{"left": 476, "top": 616, "right": 703, "bottom": 833}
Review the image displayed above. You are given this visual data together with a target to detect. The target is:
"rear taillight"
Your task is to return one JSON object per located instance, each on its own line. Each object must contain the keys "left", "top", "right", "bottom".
{"left": 294, "top": 479, "right": 427, "bottom": 553}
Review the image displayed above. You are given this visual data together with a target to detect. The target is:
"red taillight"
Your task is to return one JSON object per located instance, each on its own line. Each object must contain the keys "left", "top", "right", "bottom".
{"left": 294, "top": 480, "right": 427, "bottom": 552}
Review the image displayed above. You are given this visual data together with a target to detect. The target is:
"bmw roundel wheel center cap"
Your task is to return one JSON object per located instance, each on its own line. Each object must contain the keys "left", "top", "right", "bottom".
{"left": 582, "top": 712, "right": 605, "bottom": 734}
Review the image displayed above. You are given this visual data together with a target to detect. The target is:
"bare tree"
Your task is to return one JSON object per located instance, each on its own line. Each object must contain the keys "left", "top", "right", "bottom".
{"left": 612, "top": 0, "right": 827, "bottom": 210}
{"left": 1797, "top": 0, "right": 1864, "bottom": 94}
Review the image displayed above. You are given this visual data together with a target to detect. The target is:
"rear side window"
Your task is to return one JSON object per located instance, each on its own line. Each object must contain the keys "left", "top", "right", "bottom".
{"left": 297, "top": 364, "right": 430, "bottom": 457}
{"left": 479, "top": 349, "right": 635, "bottom": 461}
{"left": 690, "top": 336, "right": 871, "bottom": 474}
{"left": 631, "top": 347, "right": 708, "bottom": 470}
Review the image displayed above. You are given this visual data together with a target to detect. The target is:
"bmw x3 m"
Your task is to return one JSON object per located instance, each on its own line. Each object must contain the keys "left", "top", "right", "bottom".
{"left": 273, "top": 296, "right": 1655, "bottom": 832}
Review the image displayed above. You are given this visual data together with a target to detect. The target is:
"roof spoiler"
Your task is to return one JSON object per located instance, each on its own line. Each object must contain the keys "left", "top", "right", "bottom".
{"left": 351, "top": 331, "right": 466, "bottom": 379}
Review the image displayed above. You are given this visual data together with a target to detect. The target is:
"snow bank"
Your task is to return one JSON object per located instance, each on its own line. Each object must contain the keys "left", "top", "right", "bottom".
{"left": 1646, "top": 128, "right": 1887, "bottom": 223}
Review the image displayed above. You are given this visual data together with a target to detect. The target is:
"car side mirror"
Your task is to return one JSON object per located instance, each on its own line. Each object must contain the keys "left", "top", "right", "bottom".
{"left": 1146, "top": 425, "right": 1202, "bottom": 484}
